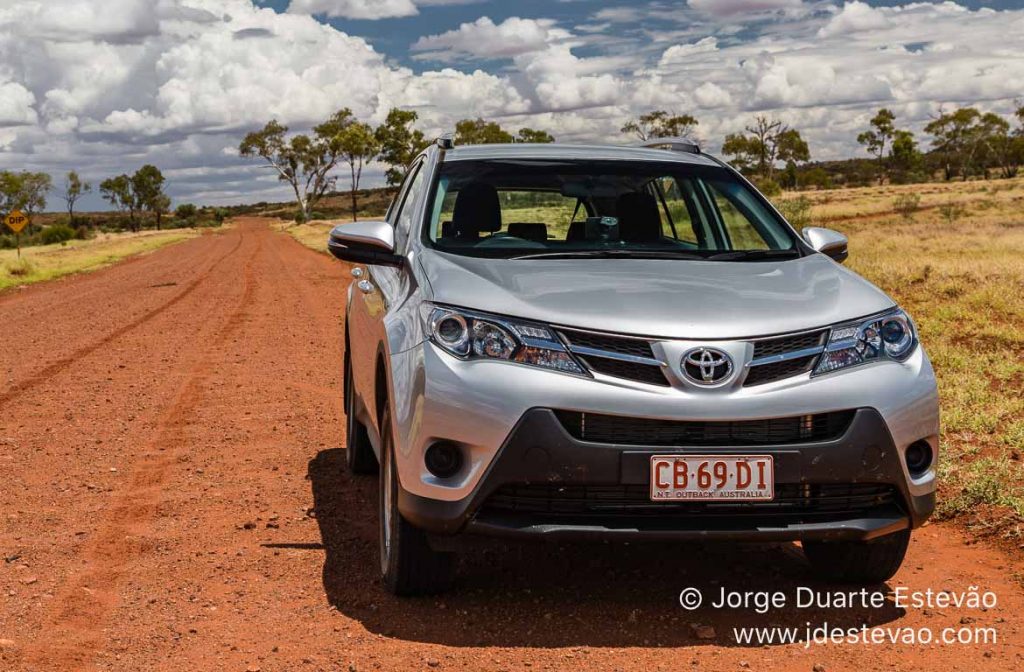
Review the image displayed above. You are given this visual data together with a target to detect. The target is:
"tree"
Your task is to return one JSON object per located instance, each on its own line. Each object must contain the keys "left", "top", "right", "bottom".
{"left": 977, "top": 112, "right": 1020, "bottom": 179}
{"left": 925, "top": 107, "right": 984, "bottom": 180}
{"left": 152, "top": 193, "right": 172, "bottom": 231}
{"left": 746, "top": 116, "right": 782, "bottom": 179}
{"left": 0, "top": 171, "right": 52, "bottom": 234}
{"left": 776, "top": 128, "right": 810, "bottom": 166}
{"left": 239, "top": 109, "right": 353, "bottom": 222}
{"left": 99, "top": 175, "right": 137, "bottom": 230}
{"left": 175, "top": 203, "right": 198, "bottom": 227}
{"left": 857, "top": 108, "right": 896, "bottom": 182}
{"left": 336, "top": 121, "right": 380, "bottom": 222}
{"left": 62, "top": 171, "right": 91, "bottom": 224}
{"left": 721, "top": 133, "right": 761, "bottom": 174}
{"left": 132, "top": 164, "right": 166, "bottom": 229}
{"left": 621, "top": 110, "right": 699, "bottom": 142}
{"left": 889, "top": 130, "right": 921, "bottom": 175}
{"left": 375, "top": 108, "right": 429, "bottom": 187}
{"left": 516, "top": 128, "right": 555, "bottom": 143}
{"left": 722, "top": 116, "right": 810, "bottom": 182}
{"left": 454, "top": 118, "right": 514, "bottom": 145}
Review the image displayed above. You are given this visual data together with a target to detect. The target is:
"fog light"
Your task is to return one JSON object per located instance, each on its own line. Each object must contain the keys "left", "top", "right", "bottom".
{"left": 905, "top": 440, "right": 933, "bottom": 476}
{"left": 425, "top": 442, "right": 463, "bottom": 479}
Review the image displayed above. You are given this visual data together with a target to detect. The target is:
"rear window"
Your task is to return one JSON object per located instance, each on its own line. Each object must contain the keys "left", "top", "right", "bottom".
{"left": 424, "top": 160, "right": 795, "bottom": 258}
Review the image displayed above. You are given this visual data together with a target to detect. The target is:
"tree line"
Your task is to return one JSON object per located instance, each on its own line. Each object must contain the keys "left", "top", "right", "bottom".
{"left": 6, "top": 101, "right": 1024, "bottom": 245}
{"left": 239, "top": 108, "right": 556, "bottom": 222}
{"left": 0, "top": 162, "right": 223, "bottom": 251}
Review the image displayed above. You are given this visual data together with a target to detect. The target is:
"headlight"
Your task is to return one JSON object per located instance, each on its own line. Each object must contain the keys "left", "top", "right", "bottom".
{"left": 814, "top": 308, "right": 918, "bottom": 376}
{"left": 423, "top": 305, "right": 586, "bottom": 375}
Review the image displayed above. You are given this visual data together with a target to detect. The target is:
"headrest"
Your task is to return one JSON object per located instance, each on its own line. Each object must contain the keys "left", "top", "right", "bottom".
{"left": 616, "top": 192, "right": 663, "bottom": 243}
{"left": 452, "top": 182, "right": 502, "bottom": 237}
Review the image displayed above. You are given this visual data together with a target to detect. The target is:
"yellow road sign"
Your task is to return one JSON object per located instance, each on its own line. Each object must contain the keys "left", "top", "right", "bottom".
{"left": 4, "top": 210, "right": 28, "bottom": 234}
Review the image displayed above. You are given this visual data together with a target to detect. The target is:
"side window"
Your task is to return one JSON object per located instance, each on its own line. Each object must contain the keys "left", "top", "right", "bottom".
{"left": 651, "top": 177, "right": 698, "bottom": 245}
{"left": 705, "top": 181, "right": 787, "bottom": 250}
{"left": 393, "top": 163, "right": 426, "bottom": 249}
{"left": 386, "top": 161, "right": 421, "bottom": 225}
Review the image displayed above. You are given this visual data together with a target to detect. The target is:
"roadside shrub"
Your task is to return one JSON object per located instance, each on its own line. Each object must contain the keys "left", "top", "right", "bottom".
{"left": 776, "top": 196, "right": 814, "bottom": 228}
{"left": 40, "top": 224, "right": 76, "bottom": 246}
{"left": 212, "top": 208, "right": 229, "bottom": 226}
{"left": 893, "top": 193, "right": 921, "bottom": 220}
{"left": 938, "top": 200, "right": 967, "bottom": 226}
{"left": 751, "top": 176, "right": 781, "bottom": 197}
{"left": 175, "top": 203, "right": 198, "bottom": 227}
{"left": 5, "top": 259, "right": 36, "bottom": 277}
{"left": 74, "top": 226, "right": 91, "bottom": 241}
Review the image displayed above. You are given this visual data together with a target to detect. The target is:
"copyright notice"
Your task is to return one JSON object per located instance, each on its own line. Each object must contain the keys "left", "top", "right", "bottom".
{"left": 677, "top": 585, "right": 1000, "bottom": 647}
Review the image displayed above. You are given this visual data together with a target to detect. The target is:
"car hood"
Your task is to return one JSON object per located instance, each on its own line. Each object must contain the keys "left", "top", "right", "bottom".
{"left": 416, "top": 251, "right": 895, "bottom": 339}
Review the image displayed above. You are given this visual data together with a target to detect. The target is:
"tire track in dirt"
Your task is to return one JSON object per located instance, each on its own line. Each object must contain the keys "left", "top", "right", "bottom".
{"left": 0, "top": 230, "right": 243, "bottom": 411}
{"left": 21, "top": 227, "right": 262, "bottom": 671}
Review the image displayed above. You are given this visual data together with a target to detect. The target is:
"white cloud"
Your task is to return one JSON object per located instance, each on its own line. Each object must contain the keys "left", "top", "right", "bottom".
{"left": 287, "top": 0, "right": 418, "bottom": 20}
{"left": 694, "top": 81, "right": 732, "bottom": 108}
{"left": 593, "top": 7, "right": 644, "bottom": 23}
{"left": 0, "top": 82, "right": 37, "bottom": 126}
{"left": 688, "top": 0, "right": 804, "bottom": 18}
{"left": 658, "top": 37, "right": 719, "bottom": 68}
{"left": 412, "top": 16, "right": 570, "bottom": 61}
{"left": 2, "top": 0, "right": 1024, "bottom": 206}
{"left": 286, "top": 0, "right": 479, "bottom": 21}
{"left": 817, "top": 1, "right": 889, "bottom": 38}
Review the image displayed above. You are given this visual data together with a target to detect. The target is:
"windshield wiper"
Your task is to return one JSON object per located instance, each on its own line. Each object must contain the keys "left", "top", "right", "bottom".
{"left": 510, "top": 249, "right": 708, "bottom": 261}
{"left": 705, "top": 249, "right": 801, "bottom": 261}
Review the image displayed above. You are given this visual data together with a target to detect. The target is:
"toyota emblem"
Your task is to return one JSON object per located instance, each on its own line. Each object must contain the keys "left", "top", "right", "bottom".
{"left": 681, "top": 347, "right": 734, "bottom": 385}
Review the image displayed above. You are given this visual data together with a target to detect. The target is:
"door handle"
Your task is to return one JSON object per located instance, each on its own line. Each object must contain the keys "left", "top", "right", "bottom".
{"left": 357, "top": 279, "right": 374, "bottom": 294}
{"left": 351, "top": 267, "right": 364, "bottom": 279}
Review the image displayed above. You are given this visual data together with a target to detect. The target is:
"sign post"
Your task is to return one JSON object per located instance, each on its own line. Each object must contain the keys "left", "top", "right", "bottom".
{"left": 4, "top": 210, "right": 28, "bottom": 259}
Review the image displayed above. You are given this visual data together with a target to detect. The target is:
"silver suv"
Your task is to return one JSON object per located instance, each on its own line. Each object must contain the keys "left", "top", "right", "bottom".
{"left": 329, "top": 139, "right": 939, "bottom": 595}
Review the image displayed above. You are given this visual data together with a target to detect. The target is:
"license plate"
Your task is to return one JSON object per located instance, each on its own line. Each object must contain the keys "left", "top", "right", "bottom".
{"left": 649, "top": 455, "right": 774, "bottom": 501}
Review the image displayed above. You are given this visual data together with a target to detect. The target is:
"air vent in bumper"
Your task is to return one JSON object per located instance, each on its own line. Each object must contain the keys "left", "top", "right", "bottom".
{"left": 481, "top": 482, "right": 898, "bottom": 517}
{"left": 555, "top": 410, "right": 855, "bottom": 446}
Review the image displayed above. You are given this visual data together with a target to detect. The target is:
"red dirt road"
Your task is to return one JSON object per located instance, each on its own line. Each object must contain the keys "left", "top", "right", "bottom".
{"left": 0, "top": 218, "right": 1021, "bottom": 671}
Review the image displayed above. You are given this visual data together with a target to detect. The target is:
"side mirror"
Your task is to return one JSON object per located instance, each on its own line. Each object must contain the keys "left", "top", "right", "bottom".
{"left": 328, "top": 221, "right": 404, "bottom": 267}
{"left": 802, "top": 227, "right": 848, "bottom": 264}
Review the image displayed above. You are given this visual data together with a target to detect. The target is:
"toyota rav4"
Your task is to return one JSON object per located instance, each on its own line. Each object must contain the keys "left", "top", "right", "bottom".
{"left": 328, "top": 138, "right": 939, "bottom": 596}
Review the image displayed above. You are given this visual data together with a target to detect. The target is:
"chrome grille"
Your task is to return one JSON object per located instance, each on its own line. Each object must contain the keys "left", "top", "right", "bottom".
{"left": 744, "top": 329, "right": 828, "bottom": 387}
{"left": 557, "top": 328, "right": 670, "bottom": 387}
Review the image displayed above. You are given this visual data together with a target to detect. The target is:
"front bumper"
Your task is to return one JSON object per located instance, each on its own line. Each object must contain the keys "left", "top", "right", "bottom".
{"left": 398, "top": 407, "right": 934, "bottom": 542}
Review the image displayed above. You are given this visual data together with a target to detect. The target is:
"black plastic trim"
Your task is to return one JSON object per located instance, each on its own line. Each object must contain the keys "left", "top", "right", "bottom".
{"left": 397, "top": 407, "right": 932, "bottom": 540}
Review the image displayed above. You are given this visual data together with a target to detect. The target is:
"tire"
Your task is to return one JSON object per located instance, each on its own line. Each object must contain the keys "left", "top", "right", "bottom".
{"left": 378, "top": 408, "right": 455, "bottom": 595}
{"left": 344, "top": 353, "right": 377, "bottom": 474}
{"left": 803, "top": 530, "right": 911, "bottom": 584}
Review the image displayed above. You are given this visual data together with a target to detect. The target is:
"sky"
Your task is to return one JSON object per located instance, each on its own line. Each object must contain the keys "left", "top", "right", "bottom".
{"left": 0, "top": 0, "right": 1023, "bottom": 210}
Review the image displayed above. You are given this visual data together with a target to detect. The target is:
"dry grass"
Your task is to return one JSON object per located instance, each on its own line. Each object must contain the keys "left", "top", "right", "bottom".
{"left": 274, "top": 219, "right": 340, "bottom": 254}
{"left": 0, "top": 228, "right": 199, "bottom": 292}
{"left": 779, "top": 177, "right": 1024, "bottom": 523}
{"left": 284, "top": 179, "right": 1024, "bottom": 526}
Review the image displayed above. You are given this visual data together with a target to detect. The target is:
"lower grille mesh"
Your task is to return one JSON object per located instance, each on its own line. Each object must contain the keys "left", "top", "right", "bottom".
{"left": 482, "top": 483, "right": 897, "bottom": 517}
{"left": 555, "top": 410, "right": 855, "bottom": 446}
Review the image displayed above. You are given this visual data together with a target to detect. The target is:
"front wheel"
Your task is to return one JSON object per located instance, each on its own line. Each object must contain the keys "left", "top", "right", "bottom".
{"left": 378, "top": 408, "right": 455, "bottom": 595}
{"left": 803, "top": 530, "right": 910, "bottom": 584}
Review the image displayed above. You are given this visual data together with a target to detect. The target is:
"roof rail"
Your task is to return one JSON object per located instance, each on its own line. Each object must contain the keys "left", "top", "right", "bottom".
{"left": 435, "top": 133, "right": 455, "bottom": 151}
{"left": 641, "top": 138, "right": 701, "bottom": 154}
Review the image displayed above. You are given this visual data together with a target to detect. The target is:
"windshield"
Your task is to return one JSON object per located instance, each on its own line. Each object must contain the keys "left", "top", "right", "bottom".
{"left": 423, "top": 159, "right": 800, "bottom": 260}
